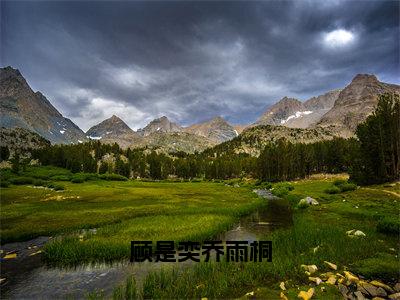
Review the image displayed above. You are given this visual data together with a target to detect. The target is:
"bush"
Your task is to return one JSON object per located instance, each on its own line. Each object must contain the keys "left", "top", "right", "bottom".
{"left": 50, "top": 175, "right": 71, "bottom": 181}
{"left": 377, "top": 217, "right": 400, "bottom": 234}
{"left": 99, "top": 173, "right": 128, "bottom": 181}
{"left": 353, "top": 253, "right": 400, "bottom": 281}
{"left": 47, "top": 183, "right": 65, "bottom": 191}
{"left": 297, "top": 200, "right": 309, "bottom": 209}
{"left": 333, "top": 179, "right": 347, "bottom": 186}
{"left": 324, "top": 186, "right": 341, "bottom": 194}
{"left": 9, "top": 177, "right": 34, "bottom": 185}
{"left": 0, "top": 181, "right": 10, "bottom": 188}
{"left": 274, "top": 182, "right": 294, "bottom": 191}
{"left": 71, "top": 176, "right": 85, "bottom": 183}
{"left": 255, "top": 181, "right": 272, "bottom": 189}
{"left": 339, "top": 183, "right": 357, "bottom": 192}
{"left": 271, "top": 187, "right": 290, "bottom": 197}
{"left": 190, "top": 178, "right": 202, "bottom": 183}
{"left": 33, "top": 179, "right": 48, "bottom": 186}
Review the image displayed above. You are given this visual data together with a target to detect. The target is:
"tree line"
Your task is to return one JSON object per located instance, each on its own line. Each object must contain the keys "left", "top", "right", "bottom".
{"left": 3, "top": 93, "right": 399, "bottom": 185}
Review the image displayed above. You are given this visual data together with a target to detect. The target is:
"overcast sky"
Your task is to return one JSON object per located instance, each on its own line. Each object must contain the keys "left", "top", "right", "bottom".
{"left": 1, "top": 0, "right": 399, "bottom": 131}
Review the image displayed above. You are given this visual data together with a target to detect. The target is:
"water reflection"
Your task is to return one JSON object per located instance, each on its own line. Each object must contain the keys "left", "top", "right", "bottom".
{"left": 1, "top": 198, "right": 292, "bottom": 299}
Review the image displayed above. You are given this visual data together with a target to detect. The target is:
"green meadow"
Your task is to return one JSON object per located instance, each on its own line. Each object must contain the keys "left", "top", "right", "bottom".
{"left": 0, "top": 166, "right": 264, "bottom": 265}
{"left": 1, "top": 166, "right": 399, "bottom": 299}
{"left": 115, "top": 176, "right": 399, "bottom": 299}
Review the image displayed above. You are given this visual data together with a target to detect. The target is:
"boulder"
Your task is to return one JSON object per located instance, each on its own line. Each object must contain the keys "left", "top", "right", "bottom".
{"left": 344, "top": 271, "right": 359, "bottom": 283}
{"left": 280, "top": 292, "right": 289, "bottom": 300}
{"left": 395, "top": 283, "right": 400, "bottom": 292}
{"left": 309, "top": 277, "right": 322, "bottom": 285}
{"left": 369, "top": 280, "right": 395, "bottom": 293}
{"left": 346, "top": 229, "right": 366, "bottom": 237}
{"left": 376, "top": 287, "right": 387, "bottom": 297}
{"left": 299, "top": 197, "right": 319, "bottom": 206}
{"left": 359, "top": 281, "right": 380, "bottom": 297}
{"left": 389, "top": 292, "right": 400, "bottom": 300}
{"left": 326, "top": 276, "right": 337, "bottom": 285}
{"left": 301, "top": 264, "right": 318, "bottom": 274}
{"left": 354, "top": 291, "right": 366, "bottom": 300}
{"left": 324, "top": 261, "right": 337, "bottom": 270}
{"left": 338, "top": 284, "right": 349, "bottom": 298}
{"left": 298, "top": 288, "right": 314, "bottom": 300}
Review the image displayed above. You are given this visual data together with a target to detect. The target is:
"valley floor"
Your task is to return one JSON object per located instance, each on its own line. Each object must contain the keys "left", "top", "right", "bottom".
{"left": 0, "top": 167, "right": 399, "bottom": 299}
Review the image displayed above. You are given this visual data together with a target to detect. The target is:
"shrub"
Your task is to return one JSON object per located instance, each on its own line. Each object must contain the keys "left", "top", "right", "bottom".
{"left": 274, "top": 182, "right": 294, "bottom": 191}
{"left": 254, "top": 180, "right": 272, "bottom": 189}
{"left": 0, "top": 181, "right": 10, "bottom": 188}
{"left": 271, "top": 187, "right": 290, "bottom": 197}
{"left": 33, "top": 179, "right": 47, "bottom": 186}
{"left": 297, "top": 200, "right": 309, "bottom": 209}
{"left": 50, "top": 175, "right": 71, "bottom": 181}
{"left": 190, "top": 178, "right": 202, "bottom": 183}
{"left": 9, "top": 177, "right": 34, "bottom": 185}
{"left": 71, "top": 177, "right": 85, "bottom": 183}
{"left": 333, "top": 179, "right": 347, "bottom": 186}
{"left": 353, "top": 253, "right": 400, "bottom": 281}
{"left": 324, "top": 186, "right": 341, "bottom": 194}
{"left": 339, "top": 183, "right": 357, "bottom": 192}
{"left": 47, "top": 183, "right": 65, "bottom": 191}
{"left": 99, "top": 173, "right": 128, "bottom": 181}
{"left": 377, "top": 217, "right": 400, "bottom": 234}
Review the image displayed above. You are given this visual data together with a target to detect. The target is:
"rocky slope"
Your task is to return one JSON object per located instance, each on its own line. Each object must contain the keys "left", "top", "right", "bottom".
{"left": 184, "top": 116, "right": 238, "bottom": 143}
{"left": 255, "top": 97, "right": 305, "bottom": 126}
{"left": 86, "top": 115, "right": 139, "bottom": 148}
{"left": 130, "top": 131, "right": 215, "bottom": 154}
{"left": 136, "top": 116, "right": 182, "bottom": 136}
{"left": 206, "top": 125, "right": 337, "bottom": 157}
{"left": 255, "top": 90, "right": 341, "bottom": 129}
{"left": 317, "top": 74, "right": 400, "bottom": 136}
{"left": 0, "top": 127, "right": 50, "bottom": 151}
{"left": 0, "top": 66, "right": 87, "bottom": 144}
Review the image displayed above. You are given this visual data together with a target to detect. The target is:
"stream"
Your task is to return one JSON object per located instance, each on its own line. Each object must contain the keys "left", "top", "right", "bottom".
{"left": 0, "top": 192, "right": 292, "bottom": 299}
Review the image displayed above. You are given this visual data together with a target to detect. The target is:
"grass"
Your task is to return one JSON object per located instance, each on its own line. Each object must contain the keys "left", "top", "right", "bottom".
{"left": 1, "top": 167, "right": 398, "bottom": 298}
{"left": 124, "top": 177, "right": 399, "bottom": 299}
{"left": 0, "top": 166, "right": 264, "bottom": 266}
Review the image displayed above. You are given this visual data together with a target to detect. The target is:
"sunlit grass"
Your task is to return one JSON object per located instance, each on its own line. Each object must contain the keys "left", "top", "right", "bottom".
{"left": 128, "top": 178, "right": 399, "bottom": 299}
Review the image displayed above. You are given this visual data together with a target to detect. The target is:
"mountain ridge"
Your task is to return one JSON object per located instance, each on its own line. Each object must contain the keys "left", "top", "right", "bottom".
{"left": 2, "top": 66, "right": 399, "bottom": 152}
{"left": 0, "top": 66, "right": 87, "bottom": 144}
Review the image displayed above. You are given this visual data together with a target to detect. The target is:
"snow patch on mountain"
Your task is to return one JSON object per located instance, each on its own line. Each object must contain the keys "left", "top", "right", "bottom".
{"left": 281, "top": 111, "right": 313, "bottom": 124}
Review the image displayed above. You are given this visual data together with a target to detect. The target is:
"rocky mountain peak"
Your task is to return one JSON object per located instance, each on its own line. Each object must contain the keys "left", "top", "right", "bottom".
{"left": 351, "top": 74, "right": 379, "bottom": 84}
{"left": 137, "top": 115, "right": 182, "bottom": 136}
{"left": 184, "top": 116, "right": 237, "bottom": 143}
{"left": 317, "top": 74, "right": 400, "bottom": 135}
{"left": 85, "top": 115, "right": 138, "bottom": 148}
{"left": 0, "top": 66, "right": 87, "bottom": 144}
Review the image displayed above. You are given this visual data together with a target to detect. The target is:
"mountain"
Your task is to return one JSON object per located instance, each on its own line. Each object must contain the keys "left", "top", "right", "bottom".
{"left": 204, "top": 125, "right": 337, "bottom": 157}
{"left": 0, "top": 127, "right": 50, "bottom": 151}
{"left": 254, "top": 90, "right": 341, "bottom": 129}
{"left": 131, "top": 131, "right": 215, "bottom": 154}
{"left": 86, "top": 115, "right": 139, "bottom": 148}
{"left": 184, "top": 116, "right": 238, "bottom": 143}
{"left": 255, "top": 97, "right": 304, "bottom": 126}
{"left": 137, "top": 116, "right": 182, "bottom": 136}
{"left": 284, "top": 89, "right": 341, "bottom": 128}
{"left": 0, "top": 66, "right": 87, "bottom": 144}
{"left": 317, "top": 74, "right": 400, "bottom": 136}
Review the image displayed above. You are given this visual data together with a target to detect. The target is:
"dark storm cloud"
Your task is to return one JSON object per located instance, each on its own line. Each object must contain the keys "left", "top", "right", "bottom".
{"left": 1, "top": 0, "right": 399, "bottom": 130}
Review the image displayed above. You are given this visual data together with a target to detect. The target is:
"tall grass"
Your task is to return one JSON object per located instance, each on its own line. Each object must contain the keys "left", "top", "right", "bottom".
{"left": 134, "top": 215, "right": 396, "bottom": 299}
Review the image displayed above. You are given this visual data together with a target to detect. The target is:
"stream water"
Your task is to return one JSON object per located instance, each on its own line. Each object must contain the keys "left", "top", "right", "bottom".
{"left": 1, "top": 195, "right": 292, "bottom": 299}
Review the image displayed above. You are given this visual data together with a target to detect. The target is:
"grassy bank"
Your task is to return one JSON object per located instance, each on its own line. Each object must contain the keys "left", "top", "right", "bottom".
{"left": 0, "top": 166, "right": 264, "bottom": 265}
{"left": 123, "top": 176, "right": 399, "bottom": 299}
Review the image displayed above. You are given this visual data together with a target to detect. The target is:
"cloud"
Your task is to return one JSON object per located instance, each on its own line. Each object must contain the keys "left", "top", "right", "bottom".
{"left": 2, "top": 1, "right": 399, "bottom": 129}
{"left": 323, "top": 29, "right": 356, "bottom": 48}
